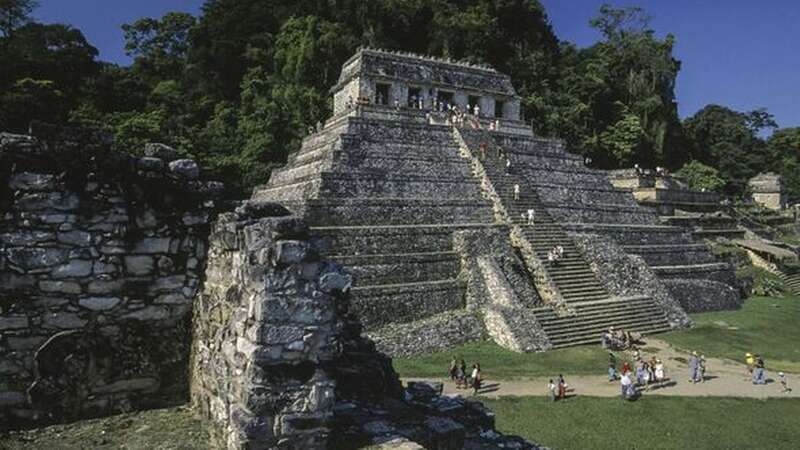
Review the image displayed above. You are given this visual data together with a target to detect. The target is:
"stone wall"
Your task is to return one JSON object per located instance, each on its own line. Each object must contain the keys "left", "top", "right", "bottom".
{"left": 571, "top": 234, "right": 692, "bottom": 328}
{"left": 0, "top": 132, "right": 222, "bottom": 427}
{"left": 191, "top": 201, "right": 540, "bottom": 449}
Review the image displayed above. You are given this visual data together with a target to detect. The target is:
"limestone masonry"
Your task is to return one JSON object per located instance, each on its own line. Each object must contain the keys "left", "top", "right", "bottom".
{"left": 255, "top": 48, "right": 742, "bottom": 356}
{"left": 0, "top": 131, "right": 222, "bottom": 426}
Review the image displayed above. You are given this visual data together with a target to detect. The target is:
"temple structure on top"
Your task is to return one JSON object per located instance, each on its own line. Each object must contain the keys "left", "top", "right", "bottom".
{"left": 254, "top": 48, "right": 742, "bottom": 357}
{"left": 331, "top": 48, "right": 532, "bottom": 135}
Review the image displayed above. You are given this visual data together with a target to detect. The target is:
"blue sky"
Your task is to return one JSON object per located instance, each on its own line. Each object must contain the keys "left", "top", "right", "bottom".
{"left": 34, "top": 0, "right": 799, "bottom": 128}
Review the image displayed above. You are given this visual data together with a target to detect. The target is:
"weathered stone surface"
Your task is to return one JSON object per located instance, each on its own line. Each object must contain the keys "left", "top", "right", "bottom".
{"left": 39, "top": 280, "right": 82, "bottom": 294}
{"left": 51, "top": 259, "right": 93, "bottom": 278}
{"left": 78, "top": 297, "right": 121, "bottom": 311}
{"left": 124, "top": 256, "right": 155, "bottom": 276}
{"left": 9, "top": 172, "right": 56, "bottom": 191}
{"left": 57, "top": 230, "right": 92, "bottom": 246}
{"left": 42, "top": 312, "right": 87, "bottom": 329}
{"left": 6, "top": 247, "right": 68, "bottom": 269}
{"left": 168, "top": 159, "right": 200, "bottom": 180}
{"left": 0, "top": 315, "right": 28, "bottom": 330}
{"left": 0, "top": 391, "right": 26, "bottom": 407}
{"left": 0, "top": 131, "right": 220, "bottom": 429}
{"left": 144, "top": 142, "right": 180, "bottom": 161}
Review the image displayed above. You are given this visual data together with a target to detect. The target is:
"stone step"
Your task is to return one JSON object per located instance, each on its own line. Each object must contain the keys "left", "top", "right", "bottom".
{"left": 330, "top": 252, "right": 460, "bottom": 286}
{"left": 537, "top": 303, "right": 664, "bottom": 325}
{"left": 349, "top": 279, "right": 466, "bottom": 331}
{"left": 544, "top": 315, "right": 669, "bottom": 339}
{"left": 549, "top": 325, "right": 672, "bottom": 348}
{"left": 535, "top": 298, "right": 658, "bottom": 319}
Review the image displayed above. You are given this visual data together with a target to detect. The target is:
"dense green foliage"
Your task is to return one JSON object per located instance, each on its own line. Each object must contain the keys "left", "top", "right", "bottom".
{"left": 485, "top": 396, "right": 800, "bottom": 450}
{"left": 0, "top": 0, "right": 795, "bottom": 198}
{"left": 675, "top": 160, "right": 725, "bottom": 192}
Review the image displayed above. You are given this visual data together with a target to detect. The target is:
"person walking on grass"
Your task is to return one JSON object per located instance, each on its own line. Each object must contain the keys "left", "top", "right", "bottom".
{"left": 608, "top": 363, "right": 617, "bottom": 382}
{"left": 699, "top": 355, "right": 707, "bottom": 383}
{"left": 780, "top": 372, "right": 791, "bottom": 393}
{"left": 655, "top": 359, "right": 665, "bottom": 388}
{"left": 471, "top": 363, "right": 482, "bottom": 395}
{"left": 449, "top": 358, "right": 458, "bottom": 382}
{"left": 620, "top": 371, "right": 633, "bottom": 400}
{"left": 688, "top": 352, "right": 700, "bottom": 383}
{"left": 558, "top": 374, "right": 567, "bottom": 400}
{"left": 548, "top": 379, "right": 557, "bottom": 402}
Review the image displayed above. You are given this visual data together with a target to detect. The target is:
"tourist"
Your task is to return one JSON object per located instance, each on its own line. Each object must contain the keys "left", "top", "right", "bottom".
{"left": 608, "top": 363, "right": 617, "bottom": 382}
{"left": 601, "top": 331, "right": 610, "bottom": 349}
{"left": 513, "top": 183, "right": 520, "bottom": 201}
{"left": 655, "top": 359, "right": 665, "bottom": 387}
{"left": 699, "top": 355, "right": 707, "bottom": 383}
{"left": 584, "top": 156, "right": 592, "bottom": 166}
{"left": 457, "top": 359, "right": 467, "bottom": 388}
{"left": 548, "top": 379, "right": 557, "bottom": 402}
{"left": 479, "top": 142, "right": 487, "bottom": 160}
{"left": 473, "top": 104, "right": 480, "bottom": 117}
{"left": 526, "top": 208, "right": 535, "bottom": 226}
{"left": 471, "top": 363, "right": 482, "bottom": 395}
{"left": 449, "top": 358, "right": 458, "bottom": 382}
{"left": 753, "top": 355, "right": 766, "bottom": 385}
{"left": 494, "top": 119, "right": 500, "bottom": 130}
{"left": 547, "top": 249, "right": 557, "bottom": 266}
{"left": 688, "top": 352, "right": 700, "bottom": 383}
{"left": 558, "top": 374, "right": 567, "bottom": 400}
{"left": 316, "top": 121, "right": 323, "bottom": 132}
{"left": 505, "top": 158, "right": 511, "bottom": 174}
{"left": 622, "top": 360, "right": 631, "bottom": 376}
{"left": 620, "top": 371, "right": 634, "bottom": 400}
{"left": 556, "top": 245, "right": 564, "bottom": 259}
{"left": 779, "top": 372, "right": 791, "bottom": 393}
{"left": 745, "top": 353, "right": 755, "bottom": 379}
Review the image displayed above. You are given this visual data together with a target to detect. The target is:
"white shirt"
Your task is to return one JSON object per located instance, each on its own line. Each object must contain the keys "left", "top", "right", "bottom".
{"left": 621, "top": 374, "right": 632, "bottom": 386}
{"left": 471, "top": 368, "right": 479, "bottom": 379}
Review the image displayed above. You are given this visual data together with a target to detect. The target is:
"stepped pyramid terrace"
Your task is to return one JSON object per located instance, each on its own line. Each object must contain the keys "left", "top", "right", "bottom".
{"left": 254, "top": 48, "right": 742, "bottom": 356}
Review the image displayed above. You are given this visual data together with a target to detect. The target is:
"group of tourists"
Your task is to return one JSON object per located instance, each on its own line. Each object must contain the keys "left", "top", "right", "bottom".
{"left": 547, "top": 245, "right": 564, "bottom": 266}
{"left": 547, "top": 374, "right": 569, "bottom": 401}
{"left": 600, "top": 327, "right": 639, "bottom": 350}
{"left": 449, "top": 358, "right": 482, "bottom": 395}
{"left": 613, "top": 351, "right": 667, "bottom": 400}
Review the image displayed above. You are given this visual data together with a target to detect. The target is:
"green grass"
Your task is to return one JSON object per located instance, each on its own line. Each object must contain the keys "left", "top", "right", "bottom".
{"left": 484, "top": 396, "right": 800, "bottom": 450}
{"left": 393, "top": 340, "right": 631, "bottom": 380}
{"left": 661, "top": 295, "right": 800, "bottom": 373}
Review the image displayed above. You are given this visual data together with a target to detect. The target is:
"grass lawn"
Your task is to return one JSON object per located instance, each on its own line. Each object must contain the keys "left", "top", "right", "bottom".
{"left": 660, "top": 295, "right": 800, "bottom": 373}
{"left": 484, "top": 395, "right": 800, "bottom": 450}
{"left": 392, "top": 340, "right": 629, "bottom": 380}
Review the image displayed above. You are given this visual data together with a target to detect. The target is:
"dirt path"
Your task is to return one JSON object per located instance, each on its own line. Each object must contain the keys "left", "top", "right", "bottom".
{"left": 405, "top": 339, "right": 798, "bottom": 399}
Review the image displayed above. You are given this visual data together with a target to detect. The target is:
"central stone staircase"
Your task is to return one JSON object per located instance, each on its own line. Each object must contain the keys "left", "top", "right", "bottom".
{"left": 456, "top": 128, "right": 673, "bottom": 347}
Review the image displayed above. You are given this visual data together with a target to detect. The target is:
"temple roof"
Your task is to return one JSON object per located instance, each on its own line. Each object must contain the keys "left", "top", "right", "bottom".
{"left": 332, "top": 47, "right": 517, "bottom": 97}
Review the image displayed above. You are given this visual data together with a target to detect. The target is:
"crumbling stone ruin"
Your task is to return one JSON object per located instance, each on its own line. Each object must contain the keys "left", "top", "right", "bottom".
{"left": 749, "top": 172, "right": 786, "bottom": 211}
{"left": 191, "top": 201, "right": 538, "bottom": 449}
{"left": 255, "top": 48, "right": 742, "bottom": 356}
{"left": 0, "top": 131, "right": 222, "bottom": 426}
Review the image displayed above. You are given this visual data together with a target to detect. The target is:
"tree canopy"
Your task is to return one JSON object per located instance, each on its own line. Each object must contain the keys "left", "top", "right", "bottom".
{"left": 0, "top": 0, "right": 793, "bottom": 200}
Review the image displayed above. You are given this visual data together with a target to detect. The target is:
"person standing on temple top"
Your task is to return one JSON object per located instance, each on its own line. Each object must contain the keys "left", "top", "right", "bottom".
{"left": 526, "top": 208, "right": 535, "bottom": 226}
{"left": 505, "top": 158, "right": 512, "bottom": 175}
{"left": 513, "top": 183, "right": 520, "bottom": 201}
{"left": 473, "top": 104, "right": 480, "bottom": 117}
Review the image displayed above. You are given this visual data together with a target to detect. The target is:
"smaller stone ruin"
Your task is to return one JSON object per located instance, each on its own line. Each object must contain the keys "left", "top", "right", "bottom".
{"left": 191, "top": 200, "right": 540, "bottom": 449}
{"left": 749, "top": 172, "right": 786, "bottom": 211}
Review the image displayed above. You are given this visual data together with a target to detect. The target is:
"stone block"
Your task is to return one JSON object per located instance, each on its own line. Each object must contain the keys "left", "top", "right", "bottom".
{"left": 39, "top": 281, "right": 83, "bottom": 295}
{"left": 79, "top": 297, "right": 121, "bottom": 311}
{"left": 52, "top": 259, "right": 93, "bottom": 278}
{"left": 319, "top": 272, "right": 352, "bottom": 294}
{"left": 273, "top": 241, "right": 309, "bottom": 266}
{"left": 144, "top": 142, "right": 180, "bottom": 161}
{"left": 7, "top": 247, "right": 69, "bottom": 269}
{"left": 91, "top": 377, "right": 159, "bottom": 394}
{"left": 0, "top": 273, "right": 36, "bottom": 289}
{"left": 57, "top": 230, "right": 92, "bottom": 246}
{"left": 42, "top": 312, "right": 87, "bottom": 329}
{"left": 16, "top": 192, "right": 79, "bottom": 211}
{"left": 0, "top": 231, "right": 53, "bottom": 246}
{"left": 137, "top": 157, "right": 165, "bottom": 172}
{"left": 133, "top": 238, "right": 172, "bottom": 254}
{"left": 9, "top": 172, "right": 56, "bottom": 191}
{"left": 169, "top": 159, "right": 200, "bottom": 180}
{"left": 123, "top": 306, "right": 169, "bottom": 321}
{"left": 0, "top": 391, "right": 26, "bottom": 407}
{"left": 125, "top": 256, "right": 154, "bottom": 276}
{"left": 0, "top": 315, "right": 28, "bottom": 330}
